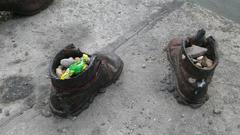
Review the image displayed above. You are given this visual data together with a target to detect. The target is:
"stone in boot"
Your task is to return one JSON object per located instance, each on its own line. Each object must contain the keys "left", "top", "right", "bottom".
{"left": 167, "top": 29, "right": 219, "bottom": 108}
{"left": 0, "top": 0, "right": 53, "bottom": 16}
{"left": 49, "top": 44, "right": 124, "bottom": 117}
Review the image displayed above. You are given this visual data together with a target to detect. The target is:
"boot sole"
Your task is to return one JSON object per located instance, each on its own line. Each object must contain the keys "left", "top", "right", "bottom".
{"left": 13, "top": 0, "right": 54, "bottom": 16}
{"left": 166, "top": 47, "right": 208, "bottom": 108}
{"left": 50, "top": 61, "right": 124, "bottom": 117}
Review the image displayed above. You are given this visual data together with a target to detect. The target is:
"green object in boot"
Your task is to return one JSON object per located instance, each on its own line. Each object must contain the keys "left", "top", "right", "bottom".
{"left": 60, "top": 54, "right": 90, "bottom": 80}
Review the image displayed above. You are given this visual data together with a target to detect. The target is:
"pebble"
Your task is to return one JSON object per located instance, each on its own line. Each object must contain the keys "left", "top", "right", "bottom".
{"left": 58, "top": 128, "right": 67, "bottom": 135}
{"left": 142, "top": 64, "right": 146, "bottom": 69}
{"left": 197, "top": 56, "right": 204, "bottom": 60}
{"left": 213, "top": 108, "right": 222, "bottom": 115}
{"left": 71, "top": 117, "right": 77, "bottom": 121}
{"left": 41, "top": 109, "right": 52, "bottom": 118}
{"left": 188, "top": 77, "right": 196, "bottom": 84}
{"left": 195, "top": 63, "right": 202, "bottom": 68}
{"left": 62, "top": 128, "right": 67, "bottom": 133}
{"left": 186, "top": 45, "right": 208, "bottom": 58}
{"left": 202, "top": 57, "right": 213, "bottom": 67}
{"left": 182, "top": 54, "right": 186, "bottom": 60}
{"left": 60, "top": 57, "right": 75, "bottom": 68}
{"left": 56, "top": 66, "right": 63, "bottom": 78}
{"left": 151, "top": 56, "right": 156, "bottom": 61}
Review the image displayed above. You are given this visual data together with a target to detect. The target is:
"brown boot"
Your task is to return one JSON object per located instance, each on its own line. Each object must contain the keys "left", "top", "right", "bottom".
{"left": 0, "top": 0, "right": 53, "bottom": 16}
{"left": 167, "top": 29, "right": 219, "bottom": 108}
{"left": 49, "top": 44, "right": 124, "bottom": 117}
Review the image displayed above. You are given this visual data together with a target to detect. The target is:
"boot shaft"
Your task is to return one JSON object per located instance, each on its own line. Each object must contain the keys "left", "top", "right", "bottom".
{"left": 180, "top": 36, "right": 219, "bottom": 79}
{"left": 49, "top": 44, "right": 101, "bottom": 93}
{"left": 174, "top": 30, "right": 219, "bottom": 104}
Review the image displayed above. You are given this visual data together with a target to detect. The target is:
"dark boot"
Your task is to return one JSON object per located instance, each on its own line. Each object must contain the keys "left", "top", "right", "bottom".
{"left": 0, "top": 0, "right": 53, "bottom": 16}
{"left": 49, "top": 44, "right": 124, "bottom": 117}
{"left": 167, "top": 29, "right": 219, "bottom": 108}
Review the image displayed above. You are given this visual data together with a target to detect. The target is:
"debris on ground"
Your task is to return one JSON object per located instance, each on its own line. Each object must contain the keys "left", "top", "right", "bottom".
{"left": 40, "top": 109, "right": 52, "bottom": 118}
{"left": 56, "top": 54, "right": 90, "bottom": 80}
{"left": 213, "top": 108, "right": 222, "bottom": 115}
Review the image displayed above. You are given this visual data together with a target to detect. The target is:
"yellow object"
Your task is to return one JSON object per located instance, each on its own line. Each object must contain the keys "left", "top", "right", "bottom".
{"left": 60, "top": 69, "right": 73, "bottom": 80}
{"left": 82, "top": 54, "right": 90, "bottom": 64}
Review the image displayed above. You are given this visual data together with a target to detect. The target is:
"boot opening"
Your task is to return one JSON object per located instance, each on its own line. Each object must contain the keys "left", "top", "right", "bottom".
{"left": 182, "top": 30, "right": 218, "bottom": 70}
{"left": 50, "top": 44, "right": 94, "bottom": 80}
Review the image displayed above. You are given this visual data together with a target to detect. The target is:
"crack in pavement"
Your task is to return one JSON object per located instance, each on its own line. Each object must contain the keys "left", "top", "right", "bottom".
{"left": 101, "top": 0, "right": 184, "bottom": 53}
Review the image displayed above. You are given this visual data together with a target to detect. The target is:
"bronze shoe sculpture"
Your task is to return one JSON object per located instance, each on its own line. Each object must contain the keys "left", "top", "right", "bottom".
{"left": 167, "top": 29, "right": 219, "bottom": 108}
{"left": 49, "top": 44, "right": 124, "bottom": 117}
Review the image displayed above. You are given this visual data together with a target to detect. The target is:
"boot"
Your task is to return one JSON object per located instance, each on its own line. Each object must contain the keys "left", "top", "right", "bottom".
{"left": 0, "top": 0, "right": 53, "bottom": 16}
{"left": 49, "top": 44, "right": 124, "bottom": 117}
{"left": 167, "top": 29, "right": 219, "bottom": 108}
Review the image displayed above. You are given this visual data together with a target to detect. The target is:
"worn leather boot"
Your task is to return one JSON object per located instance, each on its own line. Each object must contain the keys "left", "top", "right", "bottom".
{"left": 167, "top": 29, "right": 219, "bottom": 108}
{"left": 0, "top": 0, "right": 53, "bottom": 16}
{"left": 49, "top": 44, "right": 124, "bottom": 117}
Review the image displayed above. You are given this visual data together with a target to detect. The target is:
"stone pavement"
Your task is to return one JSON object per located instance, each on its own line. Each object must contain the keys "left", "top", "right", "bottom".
{"left": 0, "top": 0, "right": 240, "bottom": 135}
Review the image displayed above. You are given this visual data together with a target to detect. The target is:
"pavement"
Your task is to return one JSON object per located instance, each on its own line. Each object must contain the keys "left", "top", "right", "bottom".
{"left": 0, "top": 0, "right": 240, "bottom": 135}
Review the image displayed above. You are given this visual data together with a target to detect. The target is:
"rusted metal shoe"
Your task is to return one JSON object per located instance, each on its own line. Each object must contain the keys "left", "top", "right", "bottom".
{"left": 0, "top": 0, "right": 53, "bottom": 16}
{"left": 49, "top": 44, "right": 124, "bottom": 117}
{"left": 167, "top": 29, "right": 219, "bottom": 108}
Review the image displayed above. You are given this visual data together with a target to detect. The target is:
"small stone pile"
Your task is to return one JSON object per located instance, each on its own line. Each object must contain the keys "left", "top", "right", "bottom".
{"left": 56, "top": 57, "right": 81, "bottom": 78}
{"left": 185, "top": 45, "right": 213, "bottom": 68}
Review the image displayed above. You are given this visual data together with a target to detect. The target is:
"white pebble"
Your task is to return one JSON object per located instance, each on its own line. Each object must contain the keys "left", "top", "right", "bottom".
{"left": 196, "top": 63, "right": 202, "bottom": 67}
{"left": 197, "top": 56, "right": 204, "bottom": 60}
{"left": 182, "top": 54, "right": 186, "bottom": 60}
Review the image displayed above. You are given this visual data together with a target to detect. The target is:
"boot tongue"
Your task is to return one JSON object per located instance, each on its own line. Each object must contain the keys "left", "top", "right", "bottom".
{"left": 194, "top": 29, "right": 207, "bottom": 47}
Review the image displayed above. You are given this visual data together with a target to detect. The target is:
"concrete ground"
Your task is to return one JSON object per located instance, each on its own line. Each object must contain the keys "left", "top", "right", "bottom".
{"left": 0, "top": 0, "right": 240, "bottom": 135}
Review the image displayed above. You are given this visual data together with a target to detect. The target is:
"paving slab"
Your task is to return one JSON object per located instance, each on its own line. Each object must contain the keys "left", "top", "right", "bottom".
{"left": 0, "top": 0, "right": 240, "bottom": 135}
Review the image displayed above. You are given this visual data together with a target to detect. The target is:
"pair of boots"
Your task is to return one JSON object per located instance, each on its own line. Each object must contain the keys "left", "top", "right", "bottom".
{"left": 0, "top": 0, "right": 53, "bottom": 16}
{"left": 49, "top": 30, "right": 218, "bottom": 117}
